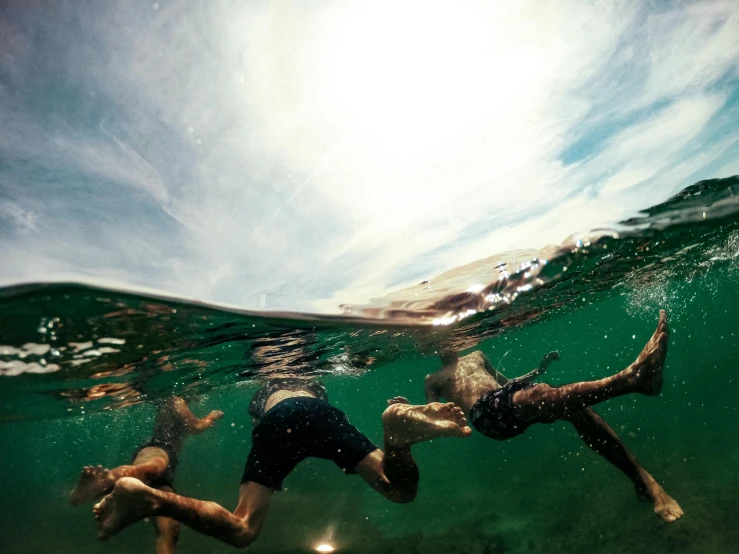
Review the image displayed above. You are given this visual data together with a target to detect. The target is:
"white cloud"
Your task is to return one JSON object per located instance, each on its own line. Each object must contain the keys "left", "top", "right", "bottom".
{"left": 597, "top": 94, "right": 727, "bottom": 194}
{"left": 643, "top": 1, "right": 739, "bottom": 102}
{"left": 0, "top": 0, "right": 738, "bottom": 313}
{"left": 0, "top": 201, "right": 37, "bottom": 232}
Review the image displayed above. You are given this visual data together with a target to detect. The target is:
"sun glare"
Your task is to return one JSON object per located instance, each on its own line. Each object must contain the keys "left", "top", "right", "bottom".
{"left": 314, "top": 543, "right": 335, "bottom": 553}
{"left": 254, "top": 1, "right": 556, "bottom": 229}
{"left": 313, "top": 3, "right": 494, "bottom": 154}
{"left": 229, "top": 1, "right": 568, "bottom": 236}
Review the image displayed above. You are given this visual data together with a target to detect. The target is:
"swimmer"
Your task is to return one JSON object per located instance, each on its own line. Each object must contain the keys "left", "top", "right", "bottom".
{"left": 70, "top": 396, "right": 224, "bottom": 553}
{"left": 92, "top": 378, "right": 471, "bottom": 548}
{"left": 417, "top": 310, "right": 683, "bottom": 522}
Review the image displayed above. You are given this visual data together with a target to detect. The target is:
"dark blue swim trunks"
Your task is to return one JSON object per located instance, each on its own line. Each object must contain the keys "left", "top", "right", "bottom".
{"left": 469, "top": 381, "right": 535, "bottom": 441}
{"left": 242, "top": 397, "right": 378, "bottom": 490}
{"left": 131, "top": 438, "right": 178, "bottom": 489}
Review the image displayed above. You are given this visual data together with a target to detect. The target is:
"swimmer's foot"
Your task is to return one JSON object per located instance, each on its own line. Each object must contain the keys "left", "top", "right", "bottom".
{"left": 383, "top": 402, "right": 472, "bottom": 449}
{"left": 636, "top": 472, "right": 684, "bottom": 522}
{"left": 628, "top": 310, "right": 669, "bottom": 396}
{"left": 387, "top": 396, "right": 411, "bottom": 406}
{"left": 94, "top": 477, "right": 158, "bottom": 540}
{"left": 70, "top": 465, "right": 114, "bottom": 505}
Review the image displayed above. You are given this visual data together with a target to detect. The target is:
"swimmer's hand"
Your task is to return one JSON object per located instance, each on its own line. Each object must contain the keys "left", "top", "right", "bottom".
{"left": 387, "top": 396, "right": 411, "bottom": 406}
{"left": 539, "top": 351, "right": 560, "bottom": 373}
{"left": 209, "top": 410, "right": 225, "bottom": 422}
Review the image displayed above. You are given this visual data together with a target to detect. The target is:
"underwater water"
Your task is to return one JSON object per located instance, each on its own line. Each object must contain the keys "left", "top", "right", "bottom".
{"left": 1, "top": 178, "right": 739, "bottom": 553}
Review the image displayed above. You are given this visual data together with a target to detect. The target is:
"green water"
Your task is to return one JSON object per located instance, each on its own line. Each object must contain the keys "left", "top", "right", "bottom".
{"left": 2, "top": 260, "right": 738, "bottom": 553}
{"left": 1, "top": 178, "right": 739, "bottom": 552}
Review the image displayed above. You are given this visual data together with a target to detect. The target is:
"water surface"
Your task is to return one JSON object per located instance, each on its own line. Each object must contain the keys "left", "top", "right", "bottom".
{"left": 1, "top": 178, "right": 739, "bottom": 552}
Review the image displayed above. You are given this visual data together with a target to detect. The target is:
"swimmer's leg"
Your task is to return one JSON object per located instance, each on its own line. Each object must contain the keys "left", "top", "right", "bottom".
{"left": 95, "top": 478, "right": 272, "bottom": 548}
{"left": 355, "top": 448, "right": 418, "bottom": 504}
{"left": 511, "top": 311, "right": 668, "bottom": 422}
{"left": 355, "top": 401, "right": 471, "bottom": 503}
{"left": 152, "top": 486, "right": 180, "bottom": 554}
{"left": 566, "top": 408, "right": 683, "bottom": 522}
{"left": 71, "top": 447, "right": 169, "bottom": 505}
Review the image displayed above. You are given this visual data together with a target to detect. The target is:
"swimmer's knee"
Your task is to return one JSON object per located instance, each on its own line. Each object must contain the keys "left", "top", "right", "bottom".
{"left": 231, "top": 525, "right": 259, "bottom": 548}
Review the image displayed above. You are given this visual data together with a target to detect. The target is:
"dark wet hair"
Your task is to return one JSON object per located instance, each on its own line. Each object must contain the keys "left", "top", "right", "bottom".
{"left": 248, "top": 378, "right": 329, "bottom": 419}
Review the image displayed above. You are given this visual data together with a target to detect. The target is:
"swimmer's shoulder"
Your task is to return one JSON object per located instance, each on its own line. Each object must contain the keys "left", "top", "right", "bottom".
{"left": 461, "top": 351, "right": 488, "bottom": 362}
{"left": 456, "top": 351, "right": 491, "bottom": 370}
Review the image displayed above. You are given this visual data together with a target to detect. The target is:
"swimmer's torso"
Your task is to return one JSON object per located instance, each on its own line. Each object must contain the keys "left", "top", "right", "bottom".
{"left": 151, "top": 397, "right": 188, "bottom": 453}
{"left": 433, "top": 351, "right": 502, "bottom": 414}
{"left": 264, "top": 389, "right": 317, "bottom": 413}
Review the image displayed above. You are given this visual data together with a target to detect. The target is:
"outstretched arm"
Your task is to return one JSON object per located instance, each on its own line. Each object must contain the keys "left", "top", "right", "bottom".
{"left": 171, "top": 397, "right": 224, "bottom": 435}
{"left": 511, "top": 351, "right": 560, "bottom": 385}
{"left": 480, "top": 355, "right": 510, "bottom": 385}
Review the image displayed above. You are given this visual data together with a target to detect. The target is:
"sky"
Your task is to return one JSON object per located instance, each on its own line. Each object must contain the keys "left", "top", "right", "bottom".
{"left": 1, "top": 0, "right": 738, "bottom": 313}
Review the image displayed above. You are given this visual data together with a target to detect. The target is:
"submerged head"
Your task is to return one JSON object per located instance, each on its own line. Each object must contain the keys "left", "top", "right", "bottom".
{"left": 439, "top": 350, "right": 459, "bottom": 365}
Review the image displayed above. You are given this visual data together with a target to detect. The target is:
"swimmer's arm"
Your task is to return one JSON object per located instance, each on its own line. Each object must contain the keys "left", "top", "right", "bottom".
{"left": 424, "top": 374, "right": 441, "bottom": 403}
{"left": 387, "top": 375, "right": 440, "bottom": 405}
{"left": 172, "top": 397, "right": 224, "bottom": 435}
{"left": 514, "top": 351, "right": 560, "bottom": 384}
{"left": 482, "top": 356, "right": 510, "bottom": 385}
{"left": 192, "top": 410, "right": 225, "bottom": 434}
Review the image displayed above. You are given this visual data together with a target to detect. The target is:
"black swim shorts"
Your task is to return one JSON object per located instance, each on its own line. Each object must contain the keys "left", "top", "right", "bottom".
{"left": 241, "top": 397, "right": 378, "bottom": 490}
{"left": 469, "top": 381, "right": 536, "bottom": 441}
{"left": 131, "top": 438, "right": 178, "bottom": 489}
